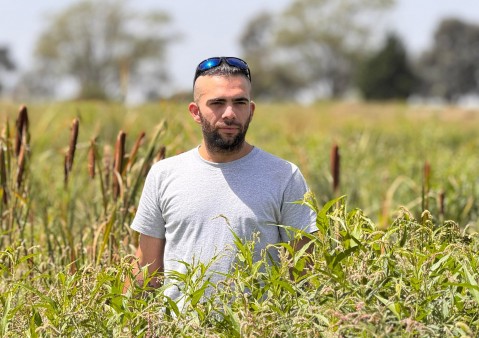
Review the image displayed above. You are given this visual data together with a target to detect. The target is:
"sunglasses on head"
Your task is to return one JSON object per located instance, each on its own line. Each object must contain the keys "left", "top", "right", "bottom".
{"left": 194, "top": 57, "right": 251, "bottom": 83}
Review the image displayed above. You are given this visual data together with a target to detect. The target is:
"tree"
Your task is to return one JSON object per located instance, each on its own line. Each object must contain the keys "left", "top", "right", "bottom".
{"left": 356, "top": 34, "right": 418, "bottom": 100}
{"left": 417, "top": 18, "right": 479, "bottom": 102}
{"left": 0, "top": 46, "right": 16, "bottom": 94}
{"left": 240, "top": 0, "right": 394, "bottom": 101}
{"left": 239, "top": 13, "right": 306, "bottom": 101}
{"left": 33, "top": 0, "right": 178, "bottom": 101}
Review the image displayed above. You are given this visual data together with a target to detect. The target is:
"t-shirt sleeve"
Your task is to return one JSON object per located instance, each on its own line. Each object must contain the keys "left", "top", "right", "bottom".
{"left": 130, "top": 166, "right": 166, "bottom": 239}
{"left": 279, "top": 167, "right": 318, "bottom": 241}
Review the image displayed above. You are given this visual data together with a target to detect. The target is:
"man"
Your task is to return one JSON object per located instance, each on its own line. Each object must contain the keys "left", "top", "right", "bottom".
{"left": 128, "top": 57, "right": 317, "bottom": 303}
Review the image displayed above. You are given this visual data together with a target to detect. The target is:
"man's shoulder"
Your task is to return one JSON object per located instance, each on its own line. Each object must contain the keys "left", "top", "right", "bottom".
{"left": 150, "top": 148, "right": 197, "bottom": 172}
{"left": 254, "top": 147, "right": 299, "bottom": 170}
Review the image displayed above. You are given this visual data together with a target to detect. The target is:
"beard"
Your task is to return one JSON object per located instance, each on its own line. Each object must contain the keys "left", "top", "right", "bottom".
{"left": 199, "top": 111, "right": 252, "bottom": 154}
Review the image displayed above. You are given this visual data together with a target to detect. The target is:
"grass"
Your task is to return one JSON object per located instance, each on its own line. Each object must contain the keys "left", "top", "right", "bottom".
{"left": 1, "top": 196, "right": 478, "bottom": 336}
{"left": 0, "top": 99, "right": 478, "bottom": 336}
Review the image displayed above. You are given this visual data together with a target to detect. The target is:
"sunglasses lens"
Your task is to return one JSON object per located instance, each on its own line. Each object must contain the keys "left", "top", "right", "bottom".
{"left": 197, "top": 57, "right": 222, "bottom": 72}
{"left": 224, "top": 57, "right": 248, "bottom": 71}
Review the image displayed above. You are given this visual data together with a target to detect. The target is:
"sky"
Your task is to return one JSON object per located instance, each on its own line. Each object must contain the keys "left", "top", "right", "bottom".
{"left": 1, "top": 0, "right": 479, "bottom": 96}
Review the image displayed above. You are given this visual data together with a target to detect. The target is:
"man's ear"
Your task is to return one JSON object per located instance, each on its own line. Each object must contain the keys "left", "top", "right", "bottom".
{"left": 250, "top": 100, "right": 256, "bottom": 119}
{"left": 188, "top": 102, "right": 201, "bottom": 124}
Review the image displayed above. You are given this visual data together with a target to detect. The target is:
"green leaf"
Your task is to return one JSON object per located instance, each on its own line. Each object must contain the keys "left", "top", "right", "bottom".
{"left": 96, "top": 207, "right": 117, "bottom": 265}
{"left": 460, "top": 264, "right": 479, "bottom": 305}
{"left": 375, "top": 294, "right": 401, "bottom": 319}
{"left": 164, "top": 295, "right": 180, "bottom": 318}
{"left": 222, "top": 305, "right": 241, "bottom": 338}
{"left": 430, "top": 253, "right": 451, "bottom": 272}
{"left": 327, "top": 246, "right": 360, "bottom": 270}
{"left": 190, "top": 282, "right": 210, "bottom": 307}
{"left": 317, "top": 196, "right": 346, "bottom": 236}
{"left": 0, "top": 292, "right": 12, "bottom": 336}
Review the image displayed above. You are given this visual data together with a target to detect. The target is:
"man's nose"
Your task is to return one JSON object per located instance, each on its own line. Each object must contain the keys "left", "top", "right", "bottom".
{"left": 222, "top": 105, "right": 236, "bottom": 120}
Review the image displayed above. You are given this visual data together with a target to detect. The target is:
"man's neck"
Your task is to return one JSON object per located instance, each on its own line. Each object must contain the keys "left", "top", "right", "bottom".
{"left": 198, "top": 141, "right": 253, "bottom": 163}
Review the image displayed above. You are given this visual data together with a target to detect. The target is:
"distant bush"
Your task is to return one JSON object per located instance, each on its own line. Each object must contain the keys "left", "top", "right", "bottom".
{"left": 356, "top": 34, "right": 418, "bottom": 101}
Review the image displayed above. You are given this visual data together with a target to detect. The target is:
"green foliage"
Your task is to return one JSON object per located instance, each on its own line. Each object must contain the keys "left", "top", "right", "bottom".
{"left": 0, "top": 100, "right": 478, "bottom": 336}
{"left": 356, "top": 34, "right": 418, "bottom": 100}
{"left": 418, "top": 17, "right": 479, "bottom": 102}
{"left": 1, "top": 197, "right": 478, "bottom": 336}
{"left": 32, "top": 0, "right": 177, "bottom": 101}
{"left": 241, "top": 0, "right": 395, "bottom": 100}
{"left": 0, "top": 47, "right": 16, "bottom": 94}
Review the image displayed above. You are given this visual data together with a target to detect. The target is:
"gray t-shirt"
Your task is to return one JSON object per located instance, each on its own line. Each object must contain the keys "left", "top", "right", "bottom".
{"left": 131, "top": 146, "right": 317, "bottom": 301}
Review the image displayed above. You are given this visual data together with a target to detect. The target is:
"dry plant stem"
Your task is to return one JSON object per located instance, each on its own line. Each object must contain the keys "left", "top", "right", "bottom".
{"left": 0, "top": 147, "right": 8, "bottom": 204}
{"left": 438, "top": 190, "right": 445, "bottom": 222}
{"left": 123, "top": 121, "right": 167, "bottom": 229}
{"left": 3, "top": 107, "right": 30, "bottom": 245}
{"left": 15, "top": 105, "right": 29, "bottom": 157}
{"left": 330, "top": 144, "right": 341, "bottom": 242}
{"left": 64, "top": 118, "right": 79, "bottom": 185}
{"left": 155, "top": 145, "right": 166, "bottom": 162}
{"left": 15, "top": 105, "right": 30, "bottom": 190}
{"left": 12, "top": 143, "right": 30, "bottom": 245}
{"left": 88, "top": 139, "right": 96, "bottom": 179}
{"left": 93, "top": 145, "right": 109, "bottom": 216}
{"left": 113, "top": 130, "right": 126, "bottom": 201}
{"left": 125, "top": 131, "right": 145, "bottom": 174}
{"left": 422, "top": 160, "right": 431, "bottom": 212}
{"left": 69, "top": 244, "right": 78, "bottom": 274}
{"left": 330, "top": 143, "right": 340, "bottom": 196}
{"left": 3, "top": 121, "right": 12, "bottom": 182}
{"left": 103, "top": 144, "right": 112, "bottom": 195}
{"left": 16, "top": 143, "right": 26, "bottom": 189}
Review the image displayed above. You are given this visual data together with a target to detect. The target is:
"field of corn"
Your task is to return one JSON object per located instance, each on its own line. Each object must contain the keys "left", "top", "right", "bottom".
{"left": 0, "top": 100, "right": 478, "bottom": 337}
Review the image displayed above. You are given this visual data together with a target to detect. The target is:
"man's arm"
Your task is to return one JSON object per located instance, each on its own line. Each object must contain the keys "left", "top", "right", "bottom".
{"left": 124, "top": 234, "right": 165, "bottom": 293}
{"left": 291, "top": 234, "right": 315, "bottom": 255}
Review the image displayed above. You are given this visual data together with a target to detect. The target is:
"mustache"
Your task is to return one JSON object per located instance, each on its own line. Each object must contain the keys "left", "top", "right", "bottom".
{"left": 218, "top": 120, "right": 242, "bottom": 128}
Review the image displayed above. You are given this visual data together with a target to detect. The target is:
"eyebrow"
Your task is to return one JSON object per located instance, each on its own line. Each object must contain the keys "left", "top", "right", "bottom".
{"left": 204, "top": 98, "right": 224, "bottom": 105}
{"left": 206, "top": 97, "right": 250, "bottom": 104}
{"left": 234, "top": 97, "right": 250, "bottom": 103}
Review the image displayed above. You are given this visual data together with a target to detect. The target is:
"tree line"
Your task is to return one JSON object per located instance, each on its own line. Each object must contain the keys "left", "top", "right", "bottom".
{"left": 0, "top": 0, "right": 478, "bottom": 104}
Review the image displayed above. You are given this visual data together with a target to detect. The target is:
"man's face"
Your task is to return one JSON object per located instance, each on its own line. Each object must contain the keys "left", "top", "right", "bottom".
{"left": 189, "top": 75, "right": 255, "bottom": 154}
{"left": 198, "top": 106, "right": 252, "bottom": 153}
